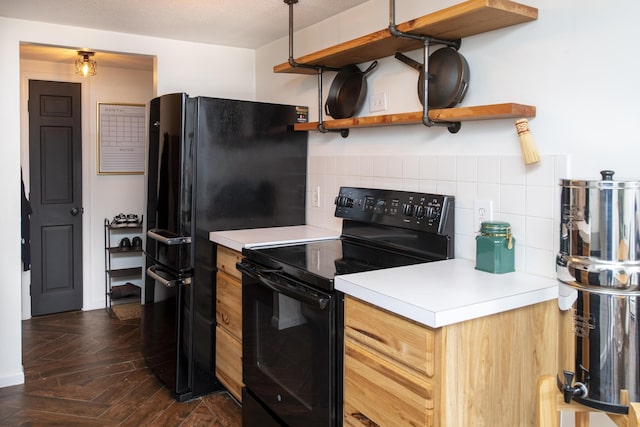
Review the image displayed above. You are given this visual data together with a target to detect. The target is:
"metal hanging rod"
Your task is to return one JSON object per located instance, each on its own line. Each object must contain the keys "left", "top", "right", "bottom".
{"left": 388, "top": 0, "right": 461, "bottom": 133}
{"left": 284, "top": 0, "right": 349, "bottom": 137}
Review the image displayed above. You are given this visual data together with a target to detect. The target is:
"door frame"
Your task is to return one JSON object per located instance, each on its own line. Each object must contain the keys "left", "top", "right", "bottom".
{"left": 19, "top": 70, "right": 91, "bottom": 320}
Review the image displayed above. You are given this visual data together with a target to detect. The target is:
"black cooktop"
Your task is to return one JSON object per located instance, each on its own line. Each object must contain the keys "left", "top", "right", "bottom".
{"left": 243, "top": 187, "right": 455, "bottom": 292}
{"left": 244, "top": 238, "right": 430, "bottom": 292}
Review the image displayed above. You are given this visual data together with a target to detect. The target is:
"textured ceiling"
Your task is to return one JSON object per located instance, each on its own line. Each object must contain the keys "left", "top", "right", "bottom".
{"left": 7, "top": 0, "right": 369, "bottom": 70}
{"left": 0, "top": 0, "right": 369, "bottom": 49}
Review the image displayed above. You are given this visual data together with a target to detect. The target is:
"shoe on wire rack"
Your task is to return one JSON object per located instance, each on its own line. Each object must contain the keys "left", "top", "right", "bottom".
{"left": 126, "top": 214, "right": 141, "bottom": 227}
{"left": 119, "top": 237, "right": 132, "bottom": 250}
{"left": 131, "top": 236, "right": 143, "bottom": 251}
{"left": 110, "top": 213, "right": 128, "bottom": 228}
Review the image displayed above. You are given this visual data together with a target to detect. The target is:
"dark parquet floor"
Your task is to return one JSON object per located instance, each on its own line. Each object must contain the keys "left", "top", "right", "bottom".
{"left": 0, "top": 309, "right": 242, "bottom": 426}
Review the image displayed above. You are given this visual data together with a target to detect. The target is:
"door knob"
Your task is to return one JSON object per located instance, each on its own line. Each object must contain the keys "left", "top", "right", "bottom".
{"left": 70, "top": 207, "right": 80, "bottom": 216}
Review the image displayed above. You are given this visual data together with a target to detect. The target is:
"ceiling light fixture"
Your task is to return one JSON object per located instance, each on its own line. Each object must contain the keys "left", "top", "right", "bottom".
{"left": 75, "top": 50, "right": 97, "bottom": 77}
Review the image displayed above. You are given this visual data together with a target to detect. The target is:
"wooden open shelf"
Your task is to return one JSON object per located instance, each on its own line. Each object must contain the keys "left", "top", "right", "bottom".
{"left": 276, "top": 0, "right": 538, "bottom": 131}
{"left": 294, "top": 103, "right": 535, "bottom": 131}
{"left": 275, "top": 0, "right": 538, "bottom": 75}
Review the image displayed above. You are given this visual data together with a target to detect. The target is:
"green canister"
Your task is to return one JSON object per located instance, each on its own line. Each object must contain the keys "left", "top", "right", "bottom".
{"left": 475, "top": 221, "right": 515, "bottom": 274}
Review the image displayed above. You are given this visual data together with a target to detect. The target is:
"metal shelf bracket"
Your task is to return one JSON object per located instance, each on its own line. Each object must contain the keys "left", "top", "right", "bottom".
{"left": 389, "top": 0, "right": 462, "bottom": 134}
{"left": 284, "top": 0, "right": 349, "bottom": 138}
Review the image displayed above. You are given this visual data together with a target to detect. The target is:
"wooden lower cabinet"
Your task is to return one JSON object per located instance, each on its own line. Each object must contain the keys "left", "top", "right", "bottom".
{"left": 344, "top": 342, "right": 434, "bottom": 427}
{"left": 215, "top": 245, "right": 244, "bottom": 402}
{"left": 216, "top": 271, "right": 242, "bottom": 339}
{"left": 343, "top": 296, "right": 557, "bottom": 427}
{"left": 216, "top": 326, "right": 243, "bottom": 401}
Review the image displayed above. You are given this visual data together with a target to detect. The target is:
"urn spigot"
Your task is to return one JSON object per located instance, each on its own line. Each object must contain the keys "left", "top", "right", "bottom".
{"left": 562, "top": 370, "right": 588, "bottom": 403}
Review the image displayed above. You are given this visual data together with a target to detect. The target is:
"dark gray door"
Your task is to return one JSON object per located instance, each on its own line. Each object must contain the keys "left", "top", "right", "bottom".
{"left": 29, "top": 80, "right": 83, "bottom": 316}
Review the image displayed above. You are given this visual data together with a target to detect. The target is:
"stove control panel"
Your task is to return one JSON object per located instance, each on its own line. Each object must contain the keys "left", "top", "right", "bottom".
{"left": 334, "top": 187, "right": 454, "bottom": 235}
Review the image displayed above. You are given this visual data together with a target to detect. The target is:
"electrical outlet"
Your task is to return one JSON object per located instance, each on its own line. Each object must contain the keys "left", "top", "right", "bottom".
{"left": 369, "top": 92, "right": 387, "bottom": 113}
{"left": 312, "top": 186, "right": 320, "bottom": 207}
{"left": 473, "top": 200, "right": 493, "bottom": 232}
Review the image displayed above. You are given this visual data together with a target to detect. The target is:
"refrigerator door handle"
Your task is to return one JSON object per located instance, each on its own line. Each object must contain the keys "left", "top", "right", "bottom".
{"left": 147, "top": 228, "right": 192, "bottom": 245}
{"left": 146, "top": 265, "right": 192, "bottom": 288}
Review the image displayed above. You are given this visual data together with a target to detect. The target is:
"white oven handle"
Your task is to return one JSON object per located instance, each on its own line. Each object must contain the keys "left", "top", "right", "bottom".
{"left": 237, "top": 261, "right": 330, "bottom": 310}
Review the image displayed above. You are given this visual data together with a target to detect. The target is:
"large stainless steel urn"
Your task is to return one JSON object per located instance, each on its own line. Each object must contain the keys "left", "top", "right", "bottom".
{"left": 557, "top": 170, "right": 640, "bottom": 413}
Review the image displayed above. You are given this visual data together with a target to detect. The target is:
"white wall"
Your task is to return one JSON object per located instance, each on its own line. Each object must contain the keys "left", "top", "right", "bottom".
{"left": 255, "top": 0, "right": 639, "bottom": 425}
{"left": 0, "top": 18, "right": 24, "bottom": 390}
{"left": 258, "top": 0, "right": 640, "bottom": 175}
{"left": 0, "top": 16, "right": 255, "bottom": 388}
{"left": 256, "top": 0, "right": 640, "bottom": 273}
{"left": 257, "top": 0, "right": 640, "bottom": 182}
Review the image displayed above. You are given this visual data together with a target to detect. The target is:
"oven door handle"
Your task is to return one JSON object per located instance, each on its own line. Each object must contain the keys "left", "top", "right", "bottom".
{"left": 258, "top": 274, "right": 330, "bottom": 310}
{"left": 237, "top": 261, "right": 329, "bottom": 310}
{"left": 146, "top": 265, "right": 192, "bottom": 288}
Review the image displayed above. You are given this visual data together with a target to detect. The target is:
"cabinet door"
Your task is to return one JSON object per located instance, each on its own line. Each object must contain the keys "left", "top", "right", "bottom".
{"left": 216, "top": 326, "right": 243, "bottom": 402}
{"left": 217, "top": 246, "right": 242, "bottom": 280}
{"left": 216, "top": 272, "right": 242, "bottom": 340}
{"left": 345, "top": 296, "right": 434, "bottom": 378}
{"left": 344, "top": 340, "right": 433, "bottom": 427}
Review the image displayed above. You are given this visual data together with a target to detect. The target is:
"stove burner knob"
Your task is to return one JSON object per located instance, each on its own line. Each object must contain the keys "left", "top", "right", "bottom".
{"left": 335, "top": 196, "right": 354, "bottom": 208}
{"left": 414, "top": 205, "right": 426, "bottom": 218}
{"left": 426, "top": 206, "right": 439, "bottom": 220}
{"left": 403, "top": 203, "right": 414, "bottom": 216}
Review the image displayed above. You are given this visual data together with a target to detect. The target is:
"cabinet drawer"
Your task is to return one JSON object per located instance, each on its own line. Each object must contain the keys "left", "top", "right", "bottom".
{"left": 216, "top": 326, "right": 243, "bottom": 402}
{"left": 216, "top": 272, "right": 242, "bottom": 340}
{"left": 216, "top": 246, "right": 242, "bottom": 280}
{"left": 345, "top": 296, "right": 435, "bottom": 378}
{"left": 344, "top": 341, "right": 433, "bottom": 427}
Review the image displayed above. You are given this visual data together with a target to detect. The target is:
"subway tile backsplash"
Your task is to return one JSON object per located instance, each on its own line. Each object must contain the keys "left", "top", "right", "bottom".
{"left": 307, "top": 154, "right": 569, "bottom": 279}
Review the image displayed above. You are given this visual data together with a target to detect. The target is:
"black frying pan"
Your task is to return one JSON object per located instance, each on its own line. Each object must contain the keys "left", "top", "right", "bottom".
{"left": 325, "top": 61, "right": 378, "bottom": 119}
{"left": 395, "top": 48, "right": 470, "bottom": 109}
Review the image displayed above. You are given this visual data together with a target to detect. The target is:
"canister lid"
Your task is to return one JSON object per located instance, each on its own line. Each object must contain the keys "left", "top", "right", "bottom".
{"left": 559, "top": 170, "right": 640, "bottom": 189}
{"left": 480, "top": 221, "right": 511, "bottom": 234}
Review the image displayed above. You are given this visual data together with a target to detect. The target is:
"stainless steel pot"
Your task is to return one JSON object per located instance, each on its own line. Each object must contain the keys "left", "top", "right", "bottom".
{"left": 557, "top": 170, "right": 640, "bottom": 290}
{"left": 557, "top": 170, "right": 640, "bottom": 413}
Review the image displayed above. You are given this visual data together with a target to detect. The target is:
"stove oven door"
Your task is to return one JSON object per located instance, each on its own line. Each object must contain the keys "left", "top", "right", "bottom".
{"left": 238, "top": 260, "right": 339, "bottom": 427}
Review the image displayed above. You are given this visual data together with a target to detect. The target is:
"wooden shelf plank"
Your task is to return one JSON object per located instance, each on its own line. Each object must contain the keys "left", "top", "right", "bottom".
{"left": 108, "top": 247, "right": 143, "bottom": 254}
{"left": 275, "top": 0, "right": 538, "bottom": 75}
{"left": 107, "top": 267, "right": 143, "bottom": 278}
{"left": 293, "top": 103, "right": 536, "bottom": 131}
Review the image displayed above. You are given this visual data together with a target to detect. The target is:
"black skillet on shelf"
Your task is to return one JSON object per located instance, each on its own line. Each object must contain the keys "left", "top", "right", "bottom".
{"left": 324, "top": 61, "right": 378, "bottom": 119}
{"left": 395, "top": 47, "right": 470, "bottom": 109}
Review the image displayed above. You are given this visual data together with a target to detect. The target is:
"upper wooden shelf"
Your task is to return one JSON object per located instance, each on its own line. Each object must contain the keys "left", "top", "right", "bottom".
{"left": 274, "top": 0, "right": 538, "bottom": 75}
{"left": 293, "top": 103, "right": 535, "bottom": 131}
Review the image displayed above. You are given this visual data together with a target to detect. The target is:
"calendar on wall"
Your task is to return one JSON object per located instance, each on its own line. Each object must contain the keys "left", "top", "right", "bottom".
{"left": 98, "top": 103, "right": 146, "bottom": 174}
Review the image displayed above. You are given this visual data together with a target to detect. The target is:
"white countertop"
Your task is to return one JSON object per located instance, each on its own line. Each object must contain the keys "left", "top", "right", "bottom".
{"left": 335, "top": 258, "right": 559, "bottom": 328}
{"left": 209, "top": 225, "right": 340, "bottom": 252}
{"left": 210, "top": 226, "right": 559, "bottom": 329}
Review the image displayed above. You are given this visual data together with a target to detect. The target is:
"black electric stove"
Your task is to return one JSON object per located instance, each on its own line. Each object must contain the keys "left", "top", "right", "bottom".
{"left": 238, "top": 187, "right": 455, "bottom": 427}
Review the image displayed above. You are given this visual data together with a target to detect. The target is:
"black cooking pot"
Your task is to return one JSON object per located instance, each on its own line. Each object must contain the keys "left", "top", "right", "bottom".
{"left": 395, "top": 48, "right": 470, "bottom": 109}
{"left": 325, "top": 61, "right": 378, "bottom": 119}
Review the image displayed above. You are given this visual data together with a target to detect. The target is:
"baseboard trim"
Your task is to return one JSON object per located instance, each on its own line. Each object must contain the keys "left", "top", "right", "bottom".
{"left": 0, "top": 368, "right": 25, "bottom": 388}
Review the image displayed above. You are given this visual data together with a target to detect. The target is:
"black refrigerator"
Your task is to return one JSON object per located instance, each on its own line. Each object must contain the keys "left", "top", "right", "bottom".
{"left": 142, "top": 93, "right": 308, "bottom": 401}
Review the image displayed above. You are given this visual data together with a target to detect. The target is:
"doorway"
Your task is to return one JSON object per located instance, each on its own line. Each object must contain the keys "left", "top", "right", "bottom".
{"left": 28, "top": 80, "right": 83, "bottom": 316}
{"left": 20, "top": 44, "right": 155, "bottom": 319}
